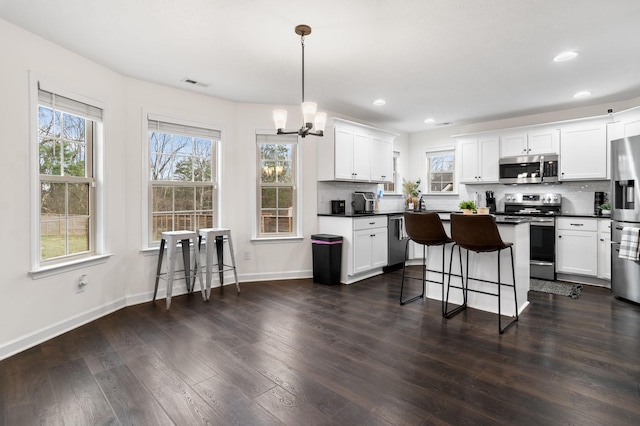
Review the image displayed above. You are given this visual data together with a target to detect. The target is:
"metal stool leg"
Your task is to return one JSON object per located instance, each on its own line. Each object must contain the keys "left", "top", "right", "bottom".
{"left": 153, "top": 239, "right": 166, "bottom": 301}
{"left": 498, "top": 247, "right": 519, "bottom": 334}
{"left": 225, "top": 232, "right": 240, "bottom": 294}
{"left": 400, "top": 239, "right": 425, "bottom": 305}
{"left": 180, "top": 239, "right": 192, "bottom": 293}
{"left": 216, "top": 235, "right": 224, "bottom": 294}
{"left": 444, "top": 244, "right": 467, "bottom": 318}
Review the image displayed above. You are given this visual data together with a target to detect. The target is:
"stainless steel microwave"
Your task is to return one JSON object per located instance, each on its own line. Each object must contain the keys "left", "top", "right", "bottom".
{"left": 499, "top": 154, "right": 559, "bottom": 184}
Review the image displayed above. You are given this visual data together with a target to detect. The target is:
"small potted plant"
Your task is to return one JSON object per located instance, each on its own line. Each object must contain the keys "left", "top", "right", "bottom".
{"left": 459, "top": 200, "right": 477, "bottom": 214}
{"left": 403, "top": 178, "right": 421, "bottom": 209}
{"left": 599, "top": 202, "right": 611, "bottom": 215}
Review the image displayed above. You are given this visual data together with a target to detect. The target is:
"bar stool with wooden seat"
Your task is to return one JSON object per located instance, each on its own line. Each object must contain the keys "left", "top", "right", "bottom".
{"left": 444, "top": 213, "right": 518, "bottom": 334}
{"left": 153, "top": 230, "right": 205, "bottom": 309}
{"left": 400, "top": 212, "right": 453, "bottom": 311}
{"left": 198, "top": 228, "right": 240, "bottom": 299}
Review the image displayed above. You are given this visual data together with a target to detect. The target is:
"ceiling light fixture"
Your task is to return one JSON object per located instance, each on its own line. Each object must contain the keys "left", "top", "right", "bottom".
{"left": 553, "top": 51, "right": 578, "bottom": 62}
{"left": 373, "top": 99, "right": 386, "bottom": 106}
{"left": 573, "top": 90, "right": 592, "bottom": 98}
{"left": 273, "top": 24, "right": 326, "bottom": 138}
{"left": 424, "top": 118, "right": 435, "bottom": 124}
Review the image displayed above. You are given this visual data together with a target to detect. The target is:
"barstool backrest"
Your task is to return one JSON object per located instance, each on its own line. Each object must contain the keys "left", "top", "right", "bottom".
{"left": 403, "top": 212, "right": 451, "bottom": 246}
{"left": 450, "top": 213, "right": 509, "bottom": 252}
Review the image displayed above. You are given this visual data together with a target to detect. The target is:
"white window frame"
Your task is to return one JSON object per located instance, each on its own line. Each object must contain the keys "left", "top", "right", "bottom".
{"left": 29, "top": 72, "right": 109, "bottom": 278}
{"left": 253, "top": 131, "right": 302, "bottom": 241}
{"left": 384, "top": 150, "right": 401, "bottom": 194}
{"left": 425, "top": 146, "right": 457, "bottom": 195}
{"left": 143, "top": 111, "right": 221, "bottom": 249}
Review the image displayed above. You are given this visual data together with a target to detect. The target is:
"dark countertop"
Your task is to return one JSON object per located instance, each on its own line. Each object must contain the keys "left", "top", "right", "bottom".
{"left": 317, "top": 210, "right": 456, "bottom": 218}
{"left": 495, "top": 211, "right": 611, "bottom": 219}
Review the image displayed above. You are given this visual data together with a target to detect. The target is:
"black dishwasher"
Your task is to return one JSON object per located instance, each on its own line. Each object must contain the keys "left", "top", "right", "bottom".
{"left": 387, "top": 214, "right": 408, "bottom": 269}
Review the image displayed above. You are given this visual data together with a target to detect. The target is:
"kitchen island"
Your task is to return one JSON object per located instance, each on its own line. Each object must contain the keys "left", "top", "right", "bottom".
{"left": 318, "top": 211, "right": 531, "bottom": 317}
{"left": 417, "top": 215, "right": 530, "bottom": 317}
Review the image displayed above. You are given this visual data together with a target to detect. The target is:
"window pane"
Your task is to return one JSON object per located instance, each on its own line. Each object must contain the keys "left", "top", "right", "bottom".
{"left": 173, "top": 135, "right": 192, "bottom": 155}
{"left": 40, "top": 218, "right": 66, "bottom": 260}
{"left": 64, "top": 142, "right": 86, "bottom": 177}
{"left": 278, "top": 187, "right": 293, "bottom": 208}
{"left": 68, "top": 183, "right": 89, "bottom": 215}
{"left": 41, "top": 182, "right": 66, "bottom": 215}
{"left": 62, "top": 113, "right": 85, "bottom": 141}
{"left": 261, "top": 160, "right": 277, "bottom": 183}
{"left": 262, "top": 188, "right": 277, "bottom": 208}
{"left": 151, "top": 154, "right": 172, "bottom": 180}
{"left": 195, "top": 186, "right": 213, "bottom": 210}
{"left": 152, "top": 186, "right": 173, "bottom": 212}
{"left": 151, "top": 132, "right": 172, "bottom": 154}
{"left": 68, "top": 216, "right": 89, "bottom": 255}
{"left": 152, "top": 213, "right": 173, "bottom": 241}
{"left": 173, "top": 155, "right": 193, "bottom": 181}
{"left": 277, "top": 161, "right": 293, "bottom": 184}
{"left": 174, "top": 186, "right": 194, "bottom": 211}
{"left": 39, "top": 138, "right": 61, "bottom": 175}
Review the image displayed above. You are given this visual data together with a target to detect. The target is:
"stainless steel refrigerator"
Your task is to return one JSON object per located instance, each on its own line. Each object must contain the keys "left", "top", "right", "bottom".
{"left": 611, "top": 135, "right": 640, "bottom": 303}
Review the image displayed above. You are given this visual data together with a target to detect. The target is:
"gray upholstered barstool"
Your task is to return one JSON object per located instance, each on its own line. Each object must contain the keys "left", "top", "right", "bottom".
{"left": 400, "top": 212, "right": 453, "bottom": 311}
{"left": 198, "top": 228, "right": 240, "bottom": 298}
{"left": 444, "top": 213, "right": 518, "bottom": 334}
{"left": 153, "top": 230, "right": 204, "bottom": 309}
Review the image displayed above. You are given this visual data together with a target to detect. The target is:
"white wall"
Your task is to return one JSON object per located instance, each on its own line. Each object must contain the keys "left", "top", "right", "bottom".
{"left": 1, "top": 17, "right": 374, "bottom": 359}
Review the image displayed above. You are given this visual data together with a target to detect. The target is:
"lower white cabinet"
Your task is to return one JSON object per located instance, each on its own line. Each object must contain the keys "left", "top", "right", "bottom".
{"left": 598, "top": 219, "right": 611, "bottom": 280}
{"left": 318, "top": 215, "right": 388, "bottom": 284}
{"left": 556, "top": 218, "right": 598, "bottom": 276}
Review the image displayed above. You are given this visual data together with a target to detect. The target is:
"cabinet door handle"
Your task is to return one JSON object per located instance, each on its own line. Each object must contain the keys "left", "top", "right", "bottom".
{"left": 570, "top": 223, "right": 584, "bottom": 226}
{"left": 616, "top": 226, "right": 624, "bottom": 230}
{"left": 370, "top": 234, "right": 376, "bottom": 237}
{"left": 558, "top": 235, "right": 562, "bottom": 238}
{"left": 600, "top": 238, "right": 604, "bottom": 241}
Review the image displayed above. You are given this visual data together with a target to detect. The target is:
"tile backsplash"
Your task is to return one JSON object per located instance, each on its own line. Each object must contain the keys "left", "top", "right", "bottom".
{"left": 318, "top": 180, "right": 611, "bottom": 215}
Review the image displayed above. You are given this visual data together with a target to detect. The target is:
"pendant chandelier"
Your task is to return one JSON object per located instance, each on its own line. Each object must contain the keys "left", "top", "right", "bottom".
{"left": 272, "top": 24, "right": 326, "bottom": 138}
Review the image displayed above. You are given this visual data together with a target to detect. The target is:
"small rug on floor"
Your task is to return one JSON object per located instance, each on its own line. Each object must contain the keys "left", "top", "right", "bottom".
{"left": 530, "top": 279, "right": 582, "bottom": 299}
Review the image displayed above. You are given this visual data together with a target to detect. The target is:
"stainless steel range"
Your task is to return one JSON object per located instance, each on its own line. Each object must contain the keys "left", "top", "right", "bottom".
{"left": 503, "top": 193, "right": 562, "bottom": 280}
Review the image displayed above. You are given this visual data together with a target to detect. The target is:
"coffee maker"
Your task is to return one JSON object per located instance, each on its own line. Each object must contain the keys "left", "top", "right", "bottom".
{"left": 485, "top": 191, "right": 496, "bottom": 213}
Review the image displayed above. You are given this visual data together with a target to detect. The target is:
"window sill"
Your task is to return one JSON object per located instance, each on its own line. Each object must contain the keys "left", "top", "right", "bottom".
{"left": 30, "top": 253, "right": 114, "bottom": 280}
{"left": 251, "top": 235, "right": 305, "bottom": 243}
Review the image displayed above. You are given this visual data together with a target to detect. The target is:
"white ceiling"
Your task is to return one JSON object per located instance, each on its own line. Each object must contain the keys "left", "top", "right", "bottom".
{"left": 2, "top": 0, "right": 640, "bottom": 133}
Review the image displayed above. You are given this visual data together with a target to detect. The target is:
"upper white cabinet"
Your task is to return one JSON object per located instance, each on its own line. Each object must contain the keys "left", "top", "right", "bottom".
{"left": 559, "top": 123, "right": 607, "bottom": 180}
{"left": 459, "top": 136, "right": 500, "bottom": 184}
{"left": 371, "top": 135, "right": 393, "bottom": 183}
{"left": 317, "top": 118, "right": 394, "bottom": 183}
{"left": 500, "top": 129, "right": 559, "bottom": 157}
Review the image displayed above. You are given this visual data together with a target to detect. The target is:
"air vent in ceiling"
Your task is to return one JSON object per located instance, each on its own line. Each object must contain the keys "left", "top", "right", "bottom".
{"left": 181, "top": 78, "right": 210, "bottom": 88}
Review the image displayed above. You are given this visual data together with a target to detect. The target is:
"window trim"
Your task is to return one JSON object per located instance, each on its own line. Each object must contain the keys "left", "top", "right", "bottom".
{"left": 29, "top": 71, "right": 109, "bottom": 276}
{"left": 253, "top": 130, "right": 303, "bottom": 240}
{"left": 384, "top": 149, "right": 402, "bottom": 195}
{"left": 424, "top": 146, "right": 458, "bottom": 195}
{"left": 141, "top": 109, "right": 222, "bottom": 250}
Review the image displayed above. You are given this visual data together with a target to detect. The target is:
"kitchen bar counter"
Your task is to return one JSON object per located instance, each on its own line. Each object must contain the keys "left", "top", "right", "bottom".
{"left": 414, "top": 218, "right": 530, "bottom": 317}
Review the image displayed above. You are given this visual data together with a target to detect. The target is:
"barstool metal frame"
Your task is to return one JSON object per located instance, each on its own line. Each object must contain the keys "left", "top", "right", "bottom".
{"left": 198, "top": 228, "right": 240, "bottom": 298}
{"left": 400, "top": 212, "right": 453, "bottom": 313}
{"left": 444, "top": 214, "right": 519, "bottom": 334}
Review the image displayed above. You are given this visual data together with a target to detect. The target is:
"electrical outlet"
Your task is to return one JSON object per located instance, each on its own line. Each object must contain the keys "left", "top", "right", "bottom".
{"left": 243, "top": 250, "right": 251, "bottom": 260}
{"left": 77, "top": 274, "right": 88, "bottom": 292}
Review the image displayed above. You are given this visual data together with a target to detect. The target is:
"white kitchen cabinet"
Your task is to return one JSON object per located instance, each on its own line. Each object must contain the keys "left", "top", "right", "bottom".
{"left": 556, "top": 217, "right": 598, "bottom": 276}
{"left": 559, "top": 123, "right": 607, "bottom": 180}
{"left": 459, "top": 136, "right": 499, "bottom": 183}
{"left": 500, "top": 129, "right": 559, "bottom": 157}
{"left": 598, "top": 219, "right": 611, "bottom": 280}
{"left": 371, "top": 135, "right": 393, "bottom": 183}
{"left": 317, "top": 118, "right": 394, "bottom": 182}
{"left": 317, "top": 215, "right": 388, "bottom": 284}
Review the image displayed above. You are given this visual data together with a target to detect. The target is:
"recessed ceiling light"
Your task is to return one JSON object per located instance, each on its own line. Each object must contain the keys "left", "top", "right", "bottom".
{"left": 424, "top": 118, "right": 435, "bottom": 124}
{"left": 553, "top": 51, "right": 578, "bottom": 62}
{"left": 573, "top": 91, "right": 592, "bottom": 98}
{"left": 373, "top": 99, "right": 386, "bottom": 106}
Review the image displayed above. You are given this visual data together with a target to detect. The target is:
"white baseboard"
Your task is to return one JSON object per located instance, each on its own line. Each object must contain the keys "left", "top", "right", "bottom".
{"left": 2, "top": 270, "right": 314, "bottom": 361}
{"left": 0, "top": 297, "right": 127, "bottom": 361}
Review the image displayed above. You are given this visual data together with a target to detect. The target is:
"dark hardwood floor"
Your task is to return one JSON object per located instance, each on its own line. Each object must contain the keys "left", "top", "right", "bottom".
{"left": 2, "top": 268, "right": 640, "bottom": 425}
